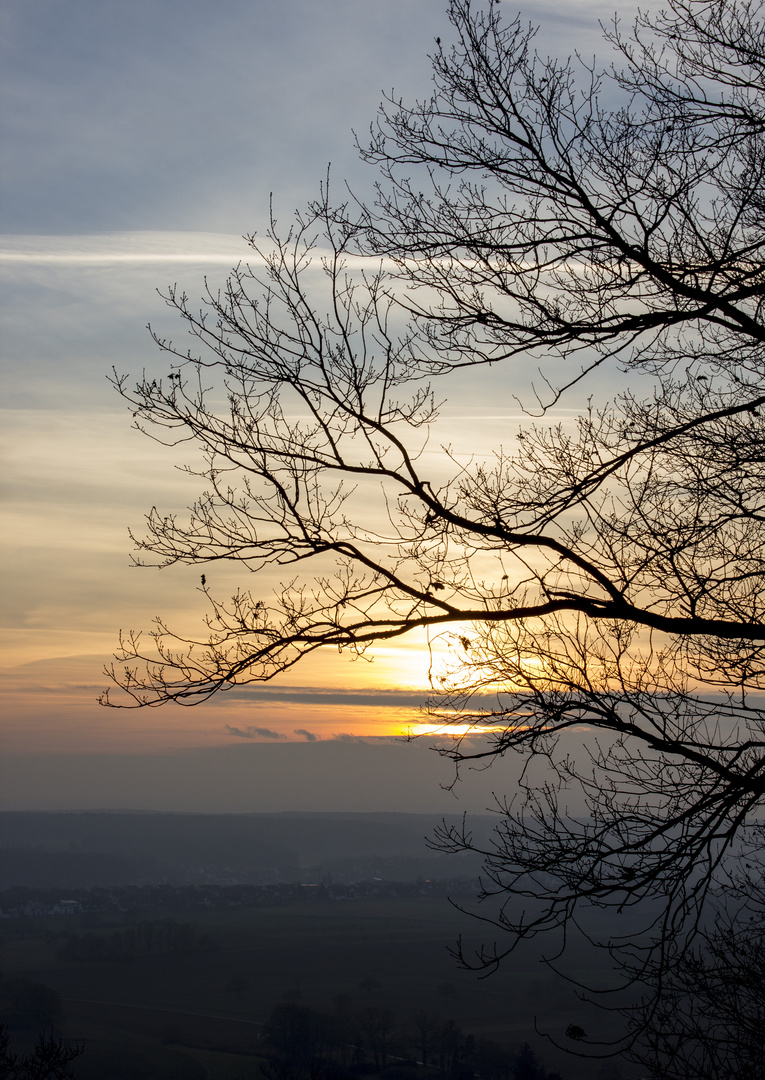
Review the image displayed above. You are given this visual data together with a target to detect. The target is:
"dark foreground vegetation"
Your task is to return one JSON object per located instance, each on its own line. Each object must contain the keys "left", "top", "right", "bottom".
{"left": 0, "top": 887, "right": 634, "bottom": 1080}
{"left": 0, "top": 1024, "right": 83, "bottom": 1080}
{"left": 257, "top": 997, "right": 563, "bottom": 1079}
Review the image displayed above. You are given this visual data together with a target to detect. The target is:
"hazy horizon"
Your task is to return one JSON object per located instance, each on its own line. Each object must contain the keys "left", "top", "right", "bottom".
{"left": 0, "top": 737, "right": 534, "bottom": 814}
{"left": 2, "top": 0, "right": 630, "bottom": 809}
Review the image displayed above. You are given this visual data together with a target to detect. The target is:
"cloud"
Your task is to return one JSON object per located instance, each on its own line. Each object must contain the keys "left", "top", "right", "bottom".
{"left": 293, "top": 728, "right": 318, "bottom": 742}
{"left": 328, "top": 733, "right": 406, "bottom": 745}
{"left": 0, "top": 232, "right": 257, "bottom": 265}
{"left": 328, "top": 733, "right": 401, "bottom": 744}
{"left": 218, "top": 685, "right": 430, "bottom": 708}
{"left": 1, "top": 0, "right": 456, "bottom": 236}
{"left": 224, "top": 725, "right": 286, "bottom": 740}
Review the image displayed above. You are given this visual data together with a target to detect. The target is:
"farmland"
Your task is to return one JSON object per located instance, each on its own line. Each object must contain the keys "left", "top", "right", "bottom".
{"left": 0, "top": 889, "right": 635, "bottom": 1079}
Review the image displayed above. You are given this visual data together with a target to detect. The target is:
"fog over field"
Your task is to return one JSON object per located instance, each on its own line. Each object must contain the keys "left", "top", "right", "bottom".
{"left": 0, "top": 809, "right": 639, "bottom": 1080}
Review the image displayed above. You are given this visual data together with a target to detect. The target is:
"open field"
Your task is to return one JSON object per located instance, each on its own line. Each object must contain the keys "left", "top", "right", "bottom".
{"left": 1, "top": 893, "right": 637, "bottom": 1079}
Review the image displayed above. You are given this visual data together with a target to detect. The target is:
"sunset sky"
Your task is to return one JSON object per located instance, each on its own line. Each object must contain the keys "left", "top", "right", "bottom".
{"left": 1, "top": 0, "right": 628, "bottom": 810}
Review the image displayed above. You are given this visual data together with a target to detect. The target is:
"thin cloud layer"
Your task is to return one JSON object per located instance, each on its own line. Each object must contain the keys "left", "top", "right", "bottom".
{"left": 218, "top": 686, "right": 431, "bottom": 708}
{"left": 0, "top": 232, "right": 256, "bottom": 265}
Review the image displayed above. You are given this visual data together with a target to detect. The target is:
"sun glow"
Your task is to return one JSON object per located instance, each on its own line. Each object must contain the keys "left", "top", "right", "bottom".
{"left": 401, "top": 721, "right": 513, "bottom": 739}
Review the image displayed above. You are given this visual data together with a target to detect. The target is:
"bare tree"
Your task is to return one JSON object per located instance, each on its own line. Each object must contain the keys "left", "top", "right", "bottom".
{"left": 104, "top": 0, "right": 765, "bottom": 1051}
{"left": 625, "top": 827, "right": 765, "bottom": 1079}
{"left": 358, "top": 1006, "right": 395, "bottom": 1068}
{"left": 410, "top": 1009, "right": 442, "bottom": 1068}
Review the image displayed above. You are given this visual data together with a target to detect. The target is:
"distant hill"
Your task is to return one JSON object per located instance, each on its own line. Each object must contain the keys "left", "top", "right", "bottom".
{"left": 0, "top": 811, "right": 490, "bottom": 888}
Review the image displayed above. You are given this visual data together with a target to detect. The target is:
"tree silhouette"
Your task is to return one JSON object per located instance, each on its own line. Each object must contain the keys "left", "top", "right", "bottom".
{"left": 104, "top": 0, "right": 765, "bottom": 1050}
{"left": 410, "top": 1009, "right": 441, "bottom": 1067}
{"left": 358, "top": 1006, "right": 395, "bottom": 1067}
{"left": 0, "top": 1025, "right": 83, "bottom": 1080}
{"left": 626, "top": 827, "right": 765, "bottom": 1078}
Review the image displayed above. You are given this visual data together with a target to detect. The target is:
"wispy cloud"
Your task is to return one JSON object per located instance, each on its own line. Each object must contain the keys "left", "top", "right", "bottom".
{"left": 224, "top": 725, "right": 287, "bottom": 740}
{"left": 0, "top": 254, "right": 252, "bottom": 265}
{"left": 294, "top": 728, "right": 318, "bottom": 742}
{"left": 0, "top": 232, "right": 259, "bottom": 266}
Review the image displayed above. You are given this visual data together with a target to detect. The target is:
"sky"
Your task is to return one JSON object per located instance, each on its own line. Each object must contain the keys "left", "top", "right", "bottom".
{"left": 0, "top": 0, "right": 628, "bottom": 811}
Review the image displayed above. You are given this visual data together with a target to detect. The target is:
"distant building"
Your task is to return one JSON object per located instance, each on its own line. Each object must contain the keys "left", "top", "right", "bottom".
{"left": 53, "top": 899, "right": 81, "bottom": 915}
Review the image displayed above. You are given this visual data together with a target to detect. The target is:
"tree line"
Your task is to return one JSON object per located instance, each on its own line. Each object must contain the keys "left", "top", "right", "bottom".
{"left": 260, "top": 997, "right": 564, "bottom": 1080}
{"left": 55, "top": 918, "right": 213, "bottom": 963}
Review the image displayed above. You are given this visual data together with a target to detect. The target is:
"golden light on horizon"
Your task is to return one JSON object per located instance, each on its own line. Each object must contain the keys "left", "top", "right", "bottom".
{"left": 401, "top": 721, "right": 514, "bottom": 739}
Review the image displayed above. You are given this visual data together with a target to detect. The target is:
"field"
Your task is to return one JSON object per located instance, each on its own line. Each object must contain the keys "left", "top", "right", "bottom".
{"left": 0, "top": 893, "right": 637, "bottom": 1079}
